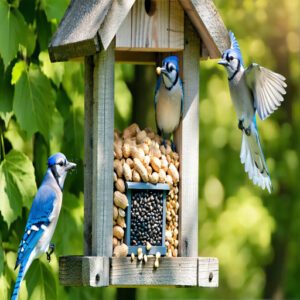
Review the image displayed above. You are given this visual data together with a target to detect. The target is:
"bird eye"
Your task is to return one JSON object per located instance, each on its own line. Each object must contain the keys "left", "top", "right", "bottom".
{"left": 58, "top": 161, "right": 64, "bottom": 167}
{"left": 229, "top": 56, "right": 234, "bottom": 61}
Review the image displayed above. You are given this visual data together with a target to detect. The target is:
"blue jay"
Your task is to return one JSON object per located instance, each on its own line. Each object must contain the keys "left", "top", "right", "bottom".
{"left": 155, "top": 56, "right": 183, "bottom": 140}
{"left": 11, "top": 153, "right": 76, "bottom": 300}
{"left": 218, "top": 31, "right": 286, "bottom": 192}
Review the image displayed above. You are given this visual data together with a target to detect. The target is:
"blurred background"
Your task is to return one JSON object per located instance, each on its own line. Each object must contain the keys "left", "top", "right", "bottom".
{"left": 0, "top": 0, "right": 299, "bottom": 299}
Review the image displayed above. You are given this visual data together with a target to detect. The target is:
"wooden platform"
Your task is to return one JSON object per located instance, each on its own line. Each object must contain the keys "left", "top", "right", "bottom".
{"left": 59, "top": 256, "right": 218, "bottom": 287}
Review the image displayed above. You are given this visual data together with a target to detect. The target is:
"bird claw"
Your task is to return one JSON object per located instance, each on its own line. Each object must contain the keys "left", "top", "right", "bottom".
{"left": 238, "top": 119, "right": 244, "bottom": 131}
{"left": 171, "top": 141, "right": 176, "bottom": 152}
{"left": 238, "top": 120, "right": 251, "bottom": 136}
{"left": 46, "top": 243, "right": 55, "bottom": 262}
{"left": 245, "top": 127, "right": 251, "bottom": 136}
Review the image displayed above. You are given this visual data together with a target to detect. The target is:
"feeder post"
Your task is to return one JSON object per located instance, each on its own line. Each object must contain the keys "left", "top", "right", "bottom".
{"left": 83, "top": 42, "right": 115, "bottom": 286}
{"left": 84, "top": 56, "right": 94, "bottom": 255}
{"left": 174, "top": 17, "right": 200, "bottom": 257}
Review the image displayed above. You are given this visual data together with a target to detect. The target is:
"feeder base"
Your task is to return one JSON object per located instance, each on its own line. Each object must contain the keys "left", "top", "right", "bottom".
{"left": 59, "top": 256, "right": 218, "bottom": 287}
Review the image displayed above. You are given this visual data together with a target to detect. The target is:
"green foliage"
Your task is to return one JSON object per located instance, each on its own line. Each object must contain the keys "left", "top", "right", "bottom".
{"left": 0, "top": 150, "right": 36, "bottom": 228}
{"left": 13, "top": 64, "right": 55, "bottom": 140}
{"left": 0, "top": 0, "right": 35, "bottom": 67}
{"left": 26, "top": 261, "right": 57, "bottom": 300}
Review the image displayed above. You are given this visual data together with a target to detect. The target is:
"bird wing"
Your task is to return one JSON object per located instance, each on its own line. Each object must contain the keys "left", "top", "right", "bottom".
{"left": 245, "top": 63, "right": 287, "bottom": 120}
{"left": 15, "top": 185, "right": 56, "bottom": 268}
{"left": 179, "top": 78, "right": 184, "bottom": 116}
{"left": 154, "top": 75, "right": 162, "bottom": 111}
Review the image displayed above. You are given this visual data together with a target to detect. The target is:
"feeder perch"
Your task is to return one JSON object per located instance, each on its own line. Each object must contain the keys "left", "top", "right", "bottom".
{"left": 49, "top": 0, "right": 230, "bottom": 288}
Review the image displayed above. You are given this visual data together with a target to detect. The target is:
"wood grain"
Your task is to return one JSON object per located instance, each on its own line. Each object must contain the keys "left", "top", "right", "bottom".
{"left": 174, "top": 17, "right": 200, "bottom": 257}
{"left": 98, "top": 0, "right": 135, "bottom": 50}
{"left": 84, "top": 56, "right": 94, "bottom": 256}
{"left": 178, "top": 0, "right": 230, "bottom": 58}
{"left": 116, "top": 0, "right": 184, "bottom": 51}
{"left": 90, "top": 42, "right": 115, "bottom": 285}
{"left": 48, "top": 0, "right": 113, "bottom": 61}
{"left": 59, "top": 256, "right": 218, "bottom": 287}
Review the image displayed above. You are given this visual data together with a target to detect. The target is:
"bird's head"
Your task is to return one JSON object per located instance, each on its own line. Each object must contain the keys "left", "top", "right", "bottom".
{"left": 218, "top": 31, "right": 244, "bottom": 79}
{"left": 48, "top": 153, "right": 76, "bottom": 190}
{"left": 157, "top": 56, "right": 179, "bottom": 89}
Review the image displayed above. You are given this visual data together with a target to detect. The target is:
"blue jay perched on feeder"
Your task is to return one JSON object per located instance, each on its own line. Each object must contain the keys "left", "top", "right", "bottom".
{"left": 155, "top": 56, "right": 183, "bottom": 143}
{"left": 11, "top": 153, "right": 76, "bottom": 300}
{"left": 218, "top": 31, "right": 287, "bottom": 192}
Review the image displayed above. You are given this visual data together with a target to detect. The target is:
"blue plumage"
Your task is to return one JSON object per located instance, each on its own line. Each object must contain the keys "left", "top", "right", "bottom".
{"left": 11, "top": 153, "right": 76, "bottom": 300}
{"left": 154, "top": 56, "right": 183, "bottom": 139}
{"left": 218, "top": 31, "right": 287, "bottom": 192}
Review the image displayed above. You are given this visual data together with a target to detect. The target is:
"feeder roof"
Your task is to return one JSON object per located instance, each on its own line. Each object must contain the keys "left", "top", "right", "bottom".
{"left": 48, "top": 0, "right": 230, "bottom": 62}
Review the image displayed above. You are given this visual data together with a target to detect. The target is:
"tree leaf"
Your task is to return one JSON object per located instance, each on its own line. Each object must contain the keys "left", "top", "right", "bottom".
{"left": 53, "top": 192, "right": 83, "bottom": 255}
{"left": 39, "top": 51, "right": 64, "bottom": 87}
{"left": 0, "top": 274, "right": 10, "bottom": 299}
{"left": 41, "top": 0, "right": 69, "bottom": 22}
{"left": 0, "top": 60, "right": 13, "bottom": 127}
{"left": 0, "top": 233, "right": 4, "bottom": 274}
{"left": 0, "top": 150, "right": 37, "bottom": 228}
{"left": 13, "top": 64, "right": 55, "bottom": 140}
{"left": 0, "top": 1, "right": 36, "bottom": 67}
{"left": 11, "top": 61, "right": 27, "bottom": 85}
{"left": 26, "top": 260, "right": 57, "bottom": 300}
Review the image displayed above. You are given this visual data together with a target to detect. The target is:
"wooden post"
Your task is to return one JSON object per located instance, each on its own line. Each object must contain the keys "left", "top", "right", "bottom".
{"left": 84, "top": 41, "right": 115, "bottom": 286}
{"left": 84, "top": 56, "right": 94, "bottom": 256}
{"left": 174, "top": 17, "right": 200, "bottom": 257}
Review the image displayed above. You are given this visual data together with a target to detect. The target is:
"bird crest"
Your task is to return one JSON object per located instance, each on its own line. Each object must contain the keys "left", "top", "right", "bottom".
{"left": 229, "top": 31, "right": 244, "bottom": 66}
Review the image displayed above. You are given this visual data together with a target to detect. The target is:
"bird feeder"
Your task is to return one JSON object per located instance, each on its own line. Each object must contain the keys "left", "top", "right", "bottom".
{"left": 48, "top": 0, "right": 230, "bottom": 288}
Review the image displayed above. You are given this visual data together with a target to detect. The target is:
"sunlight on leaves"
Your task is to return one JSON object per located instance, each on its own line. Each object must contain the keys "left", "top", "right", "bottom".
{"left": 0, "top": 150, "right": 36, "bottom": 227}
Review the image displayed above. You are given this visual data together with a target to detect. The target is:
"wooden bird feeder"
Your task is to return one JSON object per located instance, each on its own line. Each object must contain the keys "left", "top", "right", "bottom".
{"left": 48, "top": 0, "right": 230, "bottom": 288}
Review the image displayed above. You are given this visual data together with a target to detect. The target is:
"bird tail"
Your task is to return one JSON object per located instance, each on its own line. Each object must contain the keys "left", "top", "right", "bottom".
{"left": 11, "top": 262, "right": 26, "bottom": 300}
{"left": 240, "top": 123, "right": 272, "bottom": 193}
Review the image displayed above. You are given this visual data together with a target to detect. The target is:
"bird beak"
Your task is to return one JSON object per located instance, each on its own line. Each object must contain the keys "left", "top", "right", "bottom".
{"left": 65, "top": 161, "right": 77, "bottom": 171}
{"left": 159, "top": 67, "right": 168, "bottom": 75}
{"left": 218, "top": 59, "right": 229, "bottom": 66}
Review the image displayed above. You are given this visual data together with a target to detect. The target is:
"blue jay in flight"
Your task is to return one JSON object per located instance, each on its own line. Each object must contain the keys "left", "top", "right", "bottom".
{"left": 155, "top": 56, "right": 183, "bottom": 141}
{"left": 11, "top": 153, "right": 76, "bottom": 300}
{"left": 218, "top": 31, "right": 286, "bottom": 192}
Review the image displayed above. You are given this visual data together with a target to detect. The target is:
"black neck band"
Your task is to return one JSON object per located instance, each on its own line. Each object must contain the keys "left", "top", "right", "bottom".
{"left": 228, "top": 60, "right": 240, "bottom": 81}
{"left": 166, "top": 72, "right": 179, "bottom": 91}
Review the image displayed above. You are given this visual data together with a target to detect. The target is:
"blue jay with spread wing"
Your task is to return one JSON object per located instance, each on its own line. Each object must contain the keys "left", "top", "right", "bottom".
{"left": 11, "top": 153, "right": 76, "bottom": 300}
{"left": 155, "top": 56, "right": 183, "bottom": 141}
{"left": 218, "top": 31, "right": 287, "bottom": 192}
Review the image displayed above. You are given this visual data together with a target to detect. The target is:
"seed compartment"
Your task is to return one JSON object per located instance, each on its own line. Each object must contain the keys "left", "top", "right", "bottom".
{"left": 125, "top": 182, "right": 169, "bottom": 255}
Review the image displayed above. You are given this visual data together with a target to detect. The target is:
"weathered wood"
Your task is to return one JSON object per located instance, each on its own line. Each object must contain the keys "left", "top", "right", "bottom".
{"left": 49, "top": 0, "right": 229, "bottom": 61}
{"left": 178, "top": 0, "right": 230, "bottom": 58}
{"left": 198, "top": 257, "right": 219, "bottom": 287}
{"left": 84, "top": 56, "right": 94, "bottom": 256}
{"left": 116, "top": 0, "right": 184, "bottom": 51}
{"left": 59, "top": 256, "right": 109, "bottom": 287}
{"left": 48, "top": 0, "right": 113, "bottom": 62}
{"left": 90, "top": 41, "right": 115, "bottom": 285}
{"left": 174, "top": 17, "right": 200, "bottom": 257}
{"left": 59, "top": 256, "right": 218, "bottom": 287}
{"left": 98, "top": 0, "right": 135, "bottom": 50}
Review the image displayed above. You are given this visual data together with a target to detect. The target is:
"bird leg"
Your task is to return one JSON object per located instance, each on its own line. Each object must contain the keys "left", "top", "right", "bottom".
{"left": 244, "top": 126, "right": 251, "bottom": 136}
{"left": 238, "top": 119, "right": 251, "bottom": 136}
{"left": 171, "top": 141, "right": 176, "bottom": 152}
{"left": 46, "top": 243, "right": 55, "bottom": 262}
{"left": 238, "top": 119, "right": 244, "bottom": 131}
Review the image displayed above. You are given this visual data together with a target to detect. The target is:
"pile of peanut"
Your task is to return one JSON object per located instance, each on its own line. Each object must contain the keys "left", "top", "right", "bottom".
{"left": 113, "top": 123, "right": 180, "bottom": 258}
